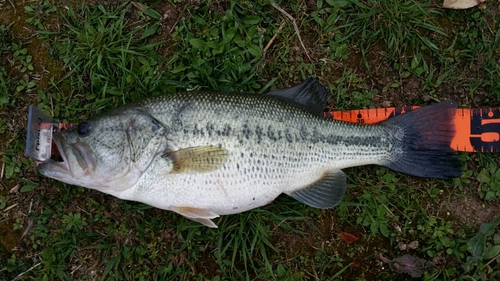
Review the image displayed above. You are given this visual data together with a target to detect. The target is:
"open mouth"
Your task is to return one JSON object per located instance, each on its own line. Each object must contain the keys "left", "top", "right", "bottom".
{"left": 37, "top": 131, "right": 95, "bottom": 176}
{"left": 50, "top": 137, "right": 64, "bottom": 162}
{"left": 42, "top": 133, "right": 70, "bottom": 171}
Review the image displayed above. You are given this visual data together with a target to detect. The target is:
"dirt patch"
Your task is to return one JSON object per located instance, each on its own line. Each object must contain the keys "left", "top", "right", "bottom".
{"left": 0, "top": 2, "right": 63, "bottom": 92}
{"left": 441, "top": 195, "right": 500, "bottom": 228}
{"left": 0, "top": 220, "right": 22, "bottom": 253}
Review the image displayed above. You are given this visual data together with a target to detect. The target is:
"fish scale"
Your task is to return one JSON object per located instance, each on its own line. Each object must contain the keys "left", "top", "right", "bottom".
{"left": 38, "top": 79, "right": 461, "bottom": 227}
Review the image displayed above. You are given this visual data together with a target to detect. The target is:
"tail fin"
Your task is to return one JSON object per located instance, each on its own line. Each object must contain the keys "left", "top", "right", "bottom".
{"left": 382, "top": 101, "right": 461, "bottom": 179}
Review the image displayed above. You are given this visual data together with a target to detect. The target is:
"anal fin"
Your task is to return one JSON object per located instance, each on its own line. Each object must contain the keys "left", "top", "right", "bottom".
{"left": 288, "top": 170, "right": 347, "bottom": 209}
{"left": 172, "top": 206, "right": 219, "bottom": 228}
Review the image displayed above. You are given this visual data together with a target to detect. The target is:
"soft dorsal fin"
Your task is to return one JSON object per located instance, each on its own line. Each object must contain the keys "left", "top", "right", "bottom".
{"left": 267, "top": 77, "right": 327, "bottom": 115}
{"left": 287, "top": 170, "right": 347, "bottom": 209}
{"left": 163, "top": 146, "right": 229, "bottom": 174}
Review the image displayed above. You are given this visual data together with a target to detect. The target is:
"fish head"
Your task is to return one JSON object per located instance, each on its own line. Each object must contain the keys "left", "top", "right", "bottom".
{"left": 38, "top": 109, "right": 167, "bottom": 191}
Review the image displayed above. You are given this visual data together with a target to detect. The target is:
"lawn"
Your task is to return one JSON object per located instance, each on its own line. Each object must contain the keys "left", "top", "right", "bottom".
{"left": 1, "top": 0, "right": 500, "bottom": 280}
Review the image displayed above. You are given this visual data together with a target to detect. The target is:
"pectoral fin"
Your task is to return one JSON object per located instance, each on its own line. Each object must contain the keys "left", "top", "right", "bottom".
{"left": 288, "top": 170, "right": 347, "bottom": 209}
{"left": 172, "top": 206, "right": 219, "bottom": 228}
{"left": 164, "top": 146, "right": 228, "bottom": 174}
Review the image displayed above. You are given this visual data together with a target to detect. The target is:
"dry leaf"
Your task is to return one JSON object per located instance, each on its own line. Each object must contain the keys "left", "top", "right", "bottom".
{"left": 443, "top": 0, "right": 486, "bottom": 9}
{"left": 350, "top": 261, "right": 361, "bottom": 268}
{"left": 338, "top": 231, "right": 360, "bottom": 244}
{"left": 379, "top": 253, "right": 430, "bottom": 278}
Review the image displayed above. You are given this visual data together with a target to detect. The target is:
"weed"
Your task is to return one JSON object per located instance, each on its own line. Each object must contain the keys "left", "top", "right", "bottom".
{"left": 417, "top": 216, "right": 455, "bottom": 258}
{"left": 474, "top": 154, "right": 500, "bottom": 200}
{"left": 164, "top": 2, "right": 273, "bottom": 92}
{"left": 11, "top": 43, "right": 34, "bottom": 73}
{"left": 0, "top": 195, "right": 7, "bottom": 209}
{"left": 62, "top": 212, "right": 88, "bottom": 230}
{"left": 331, "top": 69, "right": 377, "bottom": 110}
{"left": 0, "top": 69, "right": 7, "bottom": 105}
{"left": 13, "top": 219, "right": 24, "bottom": 231}
{"left": 462, "top": 217, "right": 500, "bottom": 279}
{"left": 330, "top": 0, "right": 446, "bottom": 67}
{"left": 45, "top": 2, "right": 166, "bottom": 115}
{"left": 3, "top": 155, "right": 21, "bottom": 179}
{"left": 356, "top": 191, "right": 393, "bottom": 238}
{"left": 452, "top": 153, "right": 473, "bottom": 192}
{"left": 24, "top": 0, "right": 57, "bottom": 30}
{"left": 0, "top": 24, "right": 14, "bottom": 106}
{"left": 0, "top": 24, "right": 11, "bottom": 51}
{"left": 15, "top": 74, "right": 36, "bottom": 93}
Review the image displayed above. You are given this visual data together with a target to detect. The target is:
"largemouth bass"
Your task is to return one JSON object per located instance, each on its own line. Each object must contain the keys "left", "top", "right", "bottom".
{"left": 38, "top": 78, "right": 461, "bottom": 227}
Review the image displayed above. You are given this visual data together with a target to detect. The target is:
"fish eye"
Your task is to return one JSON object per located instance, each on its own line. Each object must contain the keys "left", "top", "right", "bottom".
{"left": 77, "top": 122, "right": 92, "bottom": 137}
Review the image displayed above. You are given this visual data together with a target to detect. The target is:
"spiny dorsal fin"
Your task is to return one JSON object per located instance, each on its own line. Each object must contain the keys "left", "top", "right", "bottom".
{"left": 288, "top": 170, "right": 347, "bottom": 209}
{"left": 172, "top": 206, "right": 219, "bottom": 228}
{"left": 267, "top": 77, "right": 327, "bottom": 115}
{"left": 164, "top": 145, "right": 228, "bottom": 173}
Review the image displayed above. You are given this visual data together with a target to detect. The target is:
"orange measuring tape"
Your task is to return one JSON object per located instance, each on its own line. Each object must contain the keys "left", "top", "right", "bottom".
{"left": 324, "top": 107, "right": 500, "bottom": 152}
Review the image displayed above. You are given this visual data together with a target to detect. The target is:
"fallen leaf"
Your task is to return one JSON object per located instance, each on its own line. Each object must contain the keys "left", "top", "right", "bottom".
{"left": 443, "top": 0, "right": 486, "bottom": 9}
{"left": 379, "top": 253, "right": 429, "bottom": 278}
{"left": 398, "top": 240, "right": 420, "bottom": 251}
{"left": 408, "top": 240, "right": 419, "bottom": 250}
{"left": 378, "top": 253, "right": 391, "bottom": 263}
{"left": 338, "top": 231, "right": 360, "bottom": 244}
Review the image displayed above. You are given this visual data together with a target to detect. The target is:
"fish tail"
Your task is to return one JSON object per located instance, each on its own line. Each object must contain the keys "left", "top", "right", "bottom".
{"left": 382, "top": 101, "right": 462, "bottom": 179}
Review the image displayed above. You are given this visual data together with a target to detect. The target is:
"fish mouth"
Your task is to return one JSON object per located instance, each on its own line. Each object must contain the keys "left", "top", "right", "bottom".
{"left": 37, "top": 134, "right": 70, "bottom": 175}
{"left": 38, "top": 134, "right": 94, "bottom": 177}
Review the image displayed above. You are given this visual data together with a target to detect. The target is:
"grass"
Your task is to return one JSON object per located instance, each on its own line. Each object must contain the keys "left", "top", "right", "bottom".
{"left": 331, "top": 0, "right": 447, "bottom": 68}
{"left": 40, "top": 1, "right": 167, "bottom": 117}
{"left": 1, "top": 0, "right": 500, "bottom": 280}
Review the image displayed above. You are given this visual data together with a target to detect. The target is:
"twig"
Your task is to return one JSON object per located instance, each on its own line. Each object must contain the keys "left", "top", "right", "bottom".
{"left": 272, "top": 217, "right": 288, "bottom": 232}
{"left": 484, "top": 252, "right": 500, "bottom": 268}
{"left": 4, "top": 203, "right": 18, "bottom": 212}
{"left": 164, "top": 2, "right": 190, "bottom": 39}
{"left": 77, "top": 205, "right": 91, "bottom": 216}
{"left": 271, "top": 2, "right": 312, "bottom": 62}
{"left": 262, "top": 21, "right": 286, "bottom": 60}
{"left": 374, "top": 195, "right": 395, "bottom": 217}
{"left": 11, "top": 262, "right": 41, "bottom": 281}
{"left": 8, "top": 0, "right": 16, "bottom": 14}
{"left": 70, "top": 264, "right": 82, "bottom": 276}
{"left": 22, "top": 219, "right": 34, "bottom": 240}
{"left": 166, "top": 10, "right": 183, "bottom": 38}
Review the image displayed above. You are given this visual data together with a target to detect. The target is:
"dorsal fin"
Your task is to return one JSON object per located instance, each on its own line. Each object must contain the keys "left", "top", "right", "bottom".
{"left": 267, "top": 78, "right": 327, "bottom": 115}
